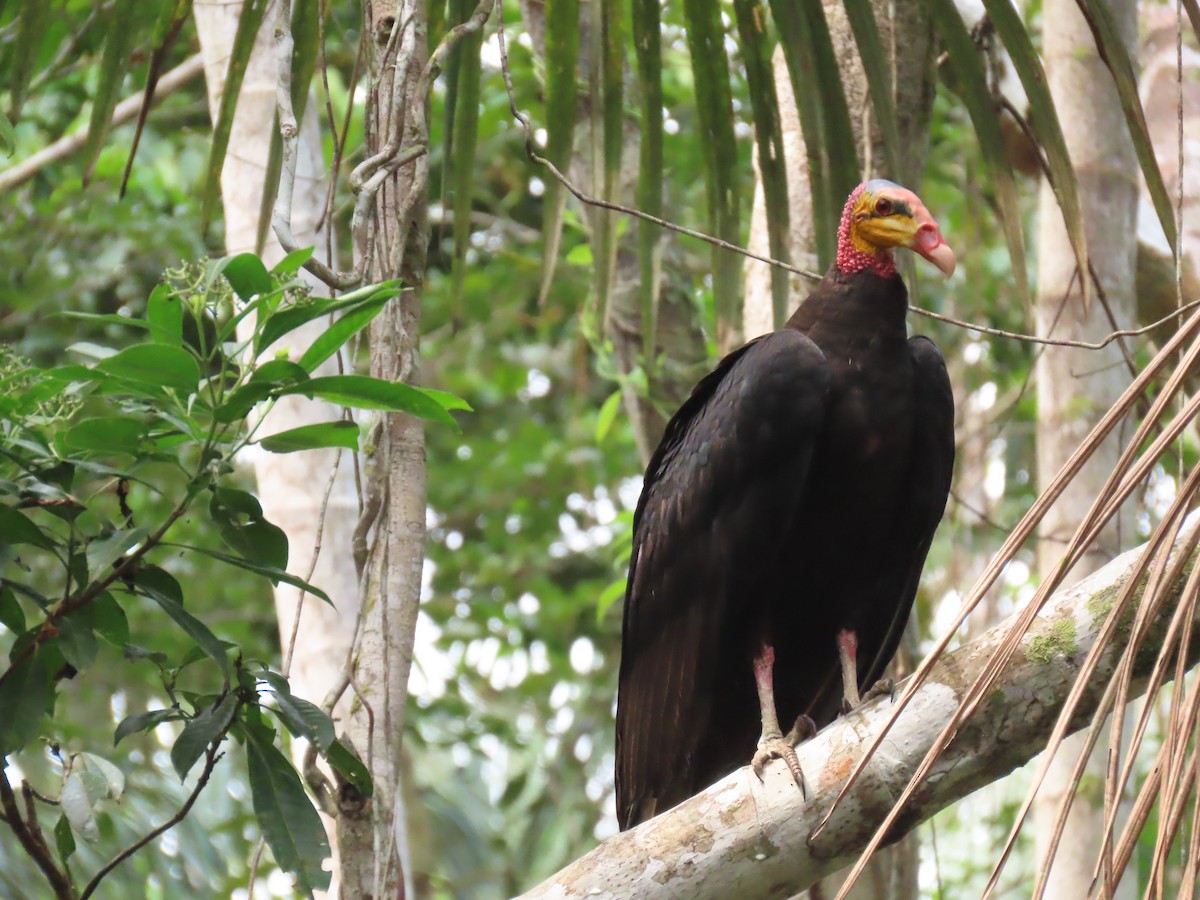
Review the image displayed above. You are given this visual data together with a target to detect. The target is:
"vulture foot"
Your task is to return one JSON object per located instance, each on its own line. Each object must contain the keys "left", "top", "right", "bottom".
{"left": 840, "top": 677, "right": 896, "bottom": 715}
{"left": 752, "top": 715, "right": 814, "bottom": 795}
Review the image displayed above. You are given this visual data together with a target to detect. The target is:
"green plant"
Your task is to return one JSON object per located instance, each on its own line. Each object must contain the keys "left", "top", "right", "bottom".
{"left": 0, "top": 250, "right": 466, "bottom": 898}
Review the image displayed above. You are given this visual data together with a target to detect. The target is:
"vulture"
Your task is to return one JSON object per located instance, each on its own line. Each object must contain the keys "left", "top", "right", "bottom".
{"left": 615, "top": 180, "right": 956, "bottom": 830}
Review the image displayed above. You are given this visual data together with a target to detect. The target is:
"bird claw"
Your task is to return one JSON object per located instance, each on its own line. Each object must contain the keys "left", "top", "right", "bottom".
{"left": 752, "top": 720, "right": 814, "bottom": 797}
{"left": 863, "top": 677, "right": 895, "bottom": 703}
{"left": 785, "top": 714, "right": 817, "bottom": 745}
{"left": 841, "top": 678, "right": 895, "bottom": 715}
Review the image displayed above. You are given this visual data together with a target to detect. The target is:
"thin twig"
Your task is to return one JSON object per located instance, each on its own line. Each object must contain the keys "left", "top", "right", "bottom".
{"left": 494, "top": 8, "right": 1194, "bottom": 351}
{"left": 80, "top": 746, "right": 226, "bottom": 899}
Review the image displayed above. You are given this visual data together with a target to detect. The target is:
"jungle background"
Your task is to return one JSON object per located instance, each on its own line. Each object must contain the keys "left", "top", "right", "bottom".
{"left": 2, "top": 0, "right": 1199, "bottom": 897}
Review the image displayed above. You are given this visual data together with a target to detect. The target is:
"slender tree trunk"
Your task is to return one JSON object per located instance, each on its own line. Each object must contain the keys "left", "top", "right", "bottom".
{"left": 1032, "top": 1, "right": 1139, "bottom": 896}
{"left": 335, "top": 3, "right": 431, "bottom": 896}
{"left": 192, "top": 5, "right": 368, "bottom": 896}
{"left": 195, "top": 4, "right": 433, "bottom": 895}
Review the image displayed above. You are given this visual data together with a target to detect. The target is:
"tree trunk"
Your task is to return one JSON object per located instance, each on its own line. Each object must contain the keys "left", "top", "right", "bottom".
{"left": 1032, "top": 0, "right": 1139, "bottom": 896}
{"left": 518, "top": 523, "right": 1200, "bottom": 899}
{"left": 335, "top": 2, "right": 431, "bottom": 897}
{"left": 192, "top": 5, "right": 367, "bottom": 895}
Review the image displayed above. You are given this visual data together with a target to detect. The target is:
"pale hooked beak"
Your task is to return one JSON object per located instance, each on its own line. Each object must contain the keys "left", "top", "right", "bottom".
{"left": 910, "top": 215, "right": 956, "bottom": 278}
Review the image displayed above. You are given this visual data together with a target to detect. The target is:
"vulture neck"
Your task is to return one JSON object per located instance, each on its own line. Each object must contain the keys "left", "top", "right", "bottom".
{"left": 784, "top": 267, "right": 910, "bottom": 343}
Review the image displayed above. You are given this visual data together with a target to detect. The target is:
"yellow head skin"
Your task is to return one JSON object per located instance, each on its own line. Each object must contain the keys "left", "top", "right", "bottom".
{"left": 839, "top": 180, "right": 956, "bottom": 278}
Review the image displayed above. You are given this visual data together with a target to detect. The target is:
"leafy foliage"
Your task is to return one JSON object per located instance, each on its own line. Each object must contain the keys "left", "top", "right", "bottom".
{"left": 0, "top": 255, "right": 462, "bottom": 896}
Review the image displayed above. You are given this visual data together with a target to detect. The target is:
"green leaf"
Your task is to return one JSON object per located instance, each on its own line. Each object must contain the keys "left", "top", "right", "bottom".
{"left": 924, "top": 0, "right": 1029, "bottom": 304}
{"left": 982, "top": 0, "right": 1088, "bottom": 303}
{"left": 590, "top": 0, "right": 625, "bottom": 334}
{"left": 171, "top": 692, "right": 238, "bottom": 780}
{"left": 597, "top": 578, "right": 625, "bottom": 620}
{"left": 0, "top": 646, "right": 54, "bottom": 756}
{"left": 139, "top": 585, "right": 230, "bottom": 673}
{"left": 595, "top": 390, "right": 622, "bottom": 443}
{"left": 0, "top": 586, "right": 26, "bottom": 635}
{"left": 115, "top": 708, "right": 185, "bottom": 745}
{"left": 245, "top": 725, "right": 332, "bottom": 894}
{"left": 274, "top": 375, "right": 458, "bottom": 425}
{"left": 220, "top": 253, "right": 275, "bottom": 301}
{"left": 252, "top": 359, "right": 311, "bottom": 385}
{"left": 631, "top": 0, "right": 663, "bottom": 371}
{"left": 213, "top": 382, "right": 277, "bottom": 423}
{"left": 258, "top": 421, "right": 361, "bottom": 454}
{"left": 269, "top": 690, "right": 336, "bottom": 752}
{"left": 255, "top": 283, "right": 404, "bottom": 355}
{"left": 271, "top": 247, "right": 314, "bottom": 277}
{"left": 734, "top": 0, "right": 791, "bottom": 328}
{"left": 1073, "top": 0, "right": 1177, "bottom": 254}
{"left": 537, "top": 0, "right": 580, "bottom": 306}
{"left": 7, "top": 3, "right": 50, "bottom": 122}
{"left": 326, "top": 740, "right": 373, "bottom": 797}
{"left": 98, "top": 344, "right": 201, "bottom": 395}
{"left": 296, "top": 295, "right": 391, "bottom": 373}
{"left": 682, "top": 0, "right": 742, "bottom": 336}
{"left": 173, "top": 545, "right": 332, "bottom": 604}
{"left": 83, "top": 0, "right": 139, "bottom": 182}
{"left": 0, "top": 507, "right": 55, "bottom": 550}
{"left": 209, "top": 487, "right": 288, "bottom": 571}
{"left": 0, "top": 111, "right": 12, "bottom": 157}
{"left": 128, "top": 565, "right": 183, "bottom": 603}
{"left": 447, "top": 0, "right": 484, "bottom": 322}
{"left": 80, "top": 753, "right": 125, "bottom": 802}
{"left": 147, "top": 284, "right": 184, "bottom": 346}
{"left": 79, "top": 592, "right": 129, "bottom": 646}
{"left": 202, "top": 0, "right": 271, "bottom": 228}
{"left": 63, "top": 417, "right": 147, "bottom": 455}
{"left": 419, "top": 387, "right": 473, "bottom": 412}
{"left": 54, "top": 815, "right": 76, "bottom": 863}
{"left": 770, "top": 0, "right": 858, "bottom": 271}
{"left": 57, "top": 617, "right": 99, "bottom": 672}
{"left": 86, "top": 528, "right": 148, "bottom": 576}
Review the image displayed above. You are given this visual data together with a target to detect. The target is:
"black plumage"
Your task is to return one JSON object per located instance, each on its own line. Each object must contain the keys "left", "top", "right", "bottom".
{"left": 615, "top": 181, "right": 956, "bottom": 830}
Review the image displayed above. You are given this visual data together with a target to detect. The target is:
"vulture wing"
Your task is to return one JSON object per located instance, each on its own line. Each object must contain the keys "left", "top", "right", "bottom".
{"left": 615, "top": 329, "right": 831, "bottom": 828}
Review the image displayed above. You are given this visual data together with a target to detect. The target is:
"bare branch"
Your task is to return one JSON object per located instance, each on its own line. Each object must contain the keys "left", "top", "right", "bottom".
{"left": 518, "top": 522, "right": 1200, "bottom": 899}
{"left": 0, "top": 53, "right": 205, "bottom": 193}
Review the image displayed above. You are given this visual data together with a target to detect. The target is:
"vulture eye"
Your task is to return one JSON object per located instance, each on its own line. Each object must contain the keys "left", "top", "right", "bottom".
{"left": 874, "top": 197, "right": 893, "bottom": 216}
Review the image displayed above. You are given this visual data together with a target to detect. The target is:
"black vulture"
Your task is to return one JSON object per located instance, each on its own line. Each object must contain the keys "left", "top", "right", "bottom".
{"left": 615, "top": 180, "right": 956, "bottom": 829}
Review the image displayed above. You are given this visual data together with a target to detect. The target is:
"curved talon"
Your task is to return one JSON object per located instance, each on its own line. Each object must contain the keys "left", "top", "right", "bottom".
{"left": 841, "top": 679, "right": 896, "bottom": 716}
{"left": 863, "top": 677, "right": 895, "bottom": 703}
{"left": 752, "top": 735, "right": 806, "bottom": 794}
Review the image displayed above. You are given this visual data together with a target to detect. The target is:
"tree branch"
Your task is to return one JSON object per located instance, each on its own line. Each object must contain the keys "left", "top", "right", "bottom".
{"left": 518, "top": 526, "right": 1200, "bottom": 899}
{"left": 79, "top": 745, "right": 225, "bottom": 900}
{"left": 0, "top": 770, "right": 73, "bottom": 899}
{"left": 0, "top": 53, "right": 205, "bottom": 193}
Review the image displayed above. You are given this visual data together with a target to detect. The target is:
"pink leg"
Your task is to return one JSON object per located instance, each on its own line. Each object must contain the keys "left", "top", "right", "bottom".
{"left": 750, "top": 642, "right": 811, "bottom": 793}
{"left": 838, "top": 628, "right": 861, "bottom": 709}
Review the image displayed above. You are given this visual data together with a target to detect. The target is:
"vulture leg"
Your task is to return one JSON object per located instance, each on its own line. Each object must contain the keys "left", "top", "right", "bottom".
{"left": 839, "top": 629, "right": 895, "bottom": 711}
{"left": 838, "top": 628, "right": 862, "bottom": 709}
{"left": 750, "top": 643, "right": 810, "bottom": 791}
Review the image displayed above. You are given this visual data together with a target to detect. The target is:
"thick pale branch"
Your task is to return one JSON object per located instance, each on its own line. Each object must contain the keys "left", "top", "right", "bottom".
{"left": 519, "top": 529, "right": 1199, "bottom": 899}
